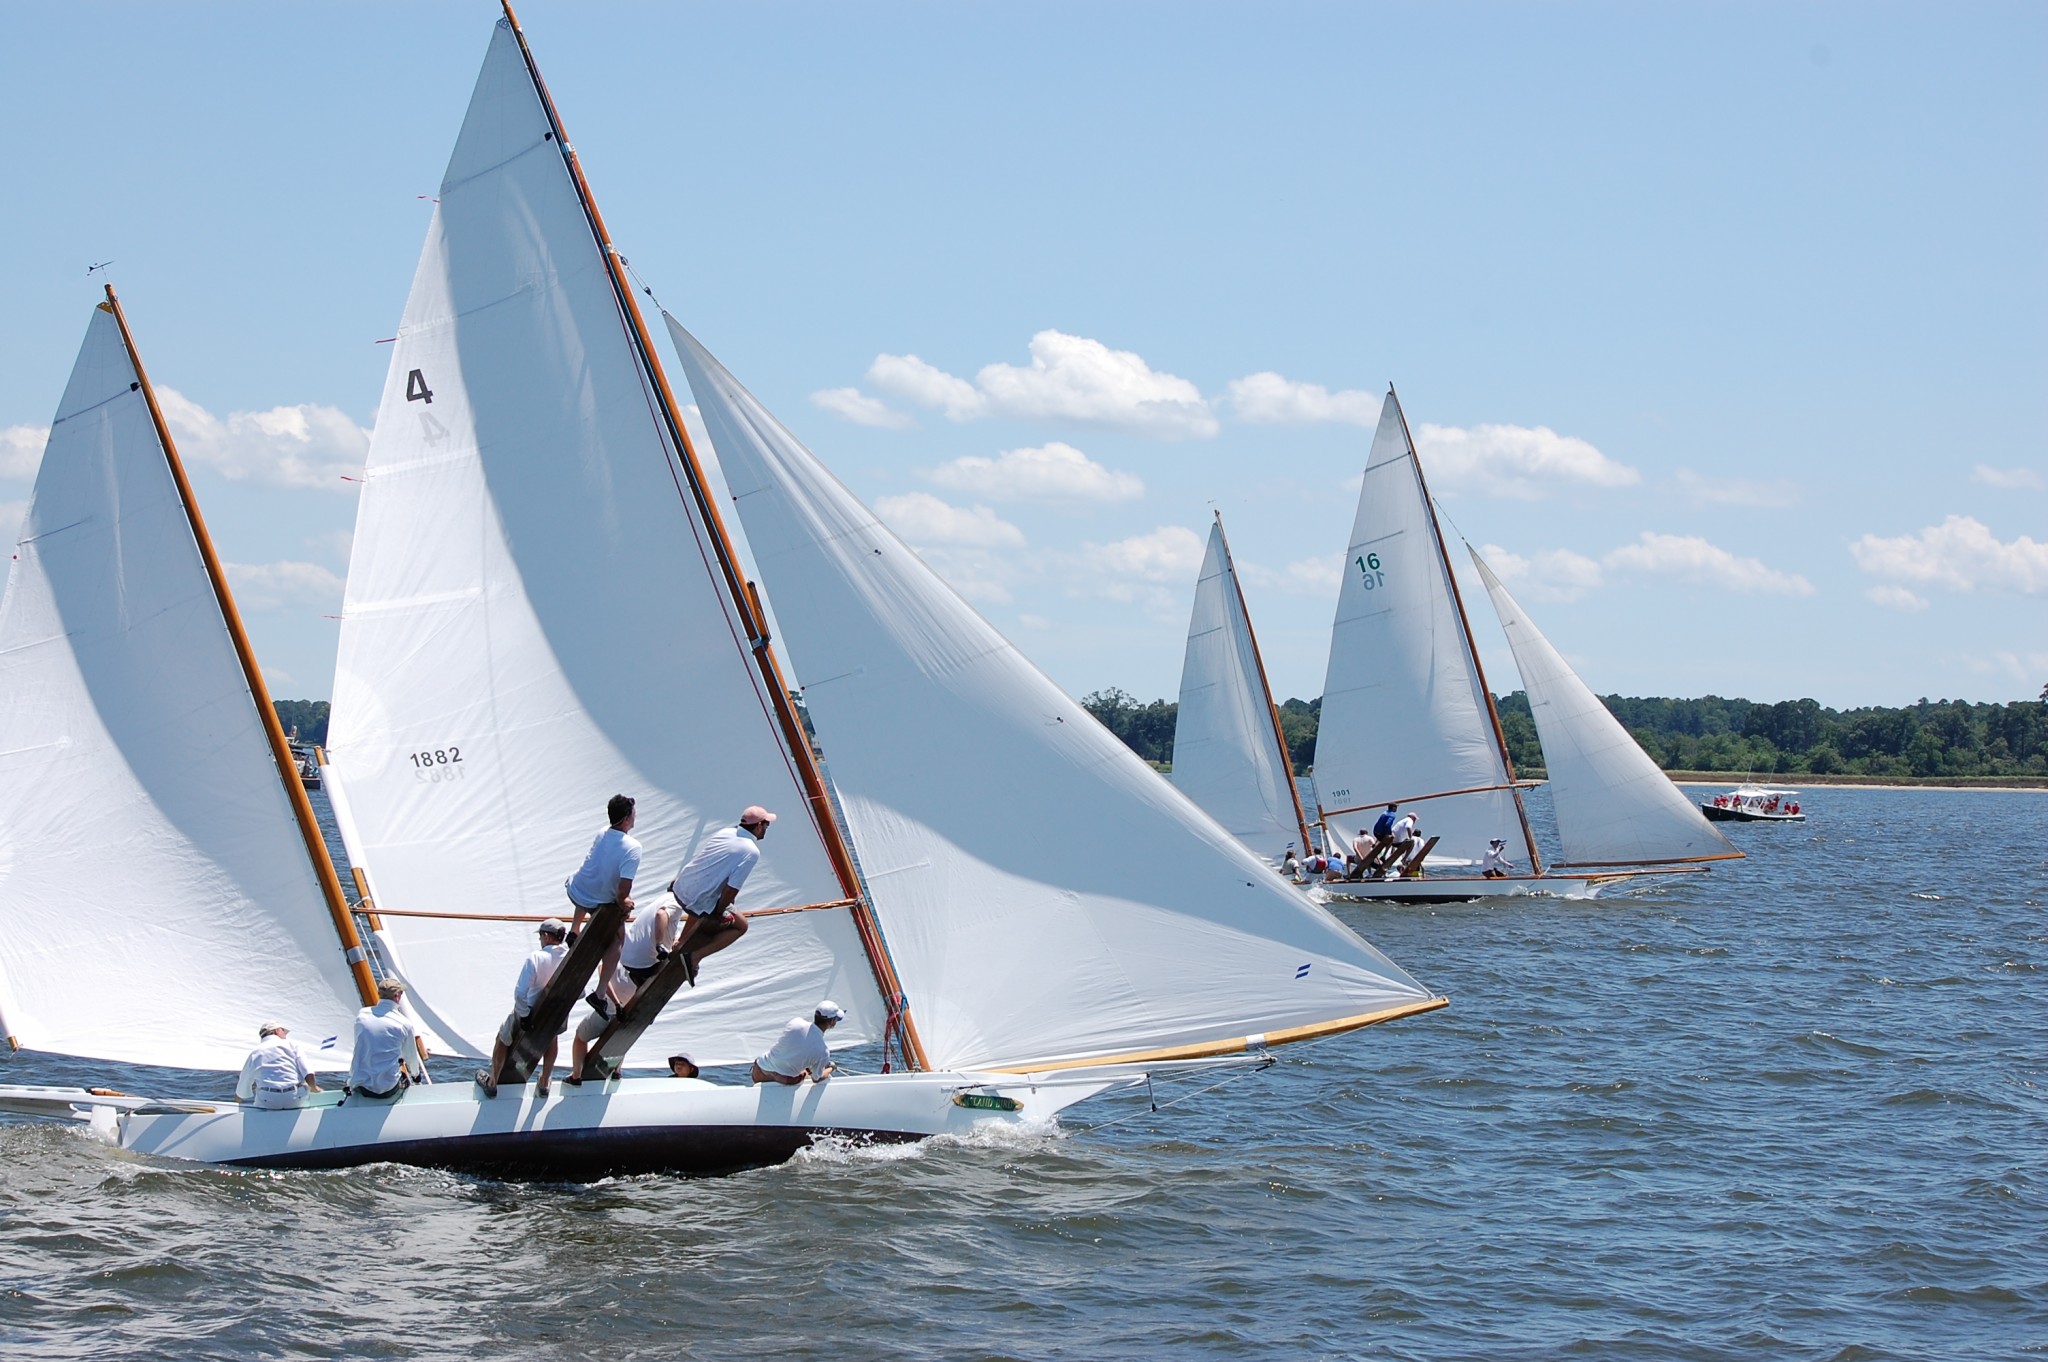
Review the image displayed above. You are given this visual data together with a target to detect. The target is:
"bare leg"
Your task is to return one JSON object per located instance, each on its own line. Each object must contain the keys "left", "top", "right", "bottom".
{"left": 537, "top": 1038, "right": 558, "bottom": 1093}
{"left": 684, "top": 913, "right": 749, "bottom": 970}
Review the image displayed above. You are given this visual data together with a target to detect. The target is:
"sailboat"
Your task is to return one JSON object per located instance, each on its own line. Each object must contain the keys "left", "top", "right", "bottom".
{"left": 1312, "top": 389, "right": 1740, "bottom": 903}
{"left": 1169, "top": 514, "right": 1316, "bottom": 871}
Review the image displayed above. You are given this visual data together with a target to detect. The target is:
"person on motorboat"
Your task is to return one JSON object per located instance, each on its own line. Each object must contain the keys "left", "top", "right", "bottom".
{"left": 235, "top": 1021, "right": 323, "bottom": 1110}
{"left": 668, "top": 806, "right": 776, "bottom": 986}
{"left": 751, "top": 1001, "right": 843, "bottom": 1085}
{"left": 350, "top": 978, "right": 427, "bottom": 1101}
{"left": 564, "top": 794, "right": 643, "bottom": 1020}
{"left": 479, "top": 918, "right": 569, "bottom": 1098}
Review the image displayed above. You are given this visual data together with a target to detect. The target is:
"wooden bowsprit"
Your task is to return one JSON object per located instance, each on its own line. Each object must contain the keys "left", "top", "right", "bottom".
{"left": 574, "top": 948, "right": 693, "bottom": 1083}
{"left": 491, "top": 901, "right": 626, "bottom": 1087}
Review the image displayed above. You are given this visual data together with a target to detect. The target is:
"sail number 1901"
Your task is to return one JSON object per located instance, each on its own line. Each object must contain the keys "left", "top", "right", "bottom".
{"left": 1355, "top": 552, "right": 1385, "bottom": 590}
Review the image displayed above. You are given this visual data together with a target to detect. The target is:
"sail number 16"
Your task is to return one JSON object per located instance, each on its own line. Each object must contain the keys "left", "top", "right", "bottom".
{"left": 1355, "top": 552, "right": 1385, "bottom": 590}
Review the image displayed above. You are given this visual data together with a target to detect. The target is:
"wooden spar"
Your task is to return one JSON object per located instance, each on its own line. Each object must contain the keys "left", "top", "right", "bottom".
{"left": 1557, "top": 852, "right": 1745, "bottom": 868}
{"left": 496, "top": 4, "right": 929, "bottom": 1071}
{"left": 1387, "top": 385, "right": 1545, "bottom": 876}
{"left": 990, "top": 995, "right": 1449, "bottom": 1073}
{"left": 101, "top": 287, "right": 380, "bottom": 1009}
{"left": 1319, "top": 780, "right": 1540, "bottom": 822}
{"left": 356, "top": 899, "right": 858, "bottom": 924}
{"left": 1213, "top": 512, "right": 1315, "bottom": 854}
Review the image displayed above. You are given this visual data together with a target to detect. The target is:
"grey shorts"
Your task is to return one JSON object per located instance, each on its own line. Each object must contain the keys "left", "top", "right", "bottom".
{"left": 498, "top": 1010, "right": 567, "bottom": 1046}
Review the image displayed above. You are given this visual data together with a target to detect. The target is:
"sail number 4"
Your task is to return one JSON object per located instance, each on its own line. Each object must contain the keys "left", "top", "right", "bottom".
{"left": 1354, "top": 552, "right": 1385, "bottom": 590}
{"left": 408, "top": 746, "right": 463, "bottom": 783}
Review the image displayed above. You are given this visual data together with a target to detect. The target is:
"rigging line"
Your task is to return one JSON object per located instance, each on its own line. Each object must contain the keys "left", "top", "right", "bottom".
{"left": 1075, "top": 1056, "right": 1276, "bottom": 1133}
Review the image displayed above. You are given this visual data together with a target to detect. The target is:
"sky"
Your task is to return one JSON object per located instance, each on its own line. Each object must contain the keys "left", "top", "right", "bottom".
{"left": 2, "top": 2, "right": 2042, "bottom": 710}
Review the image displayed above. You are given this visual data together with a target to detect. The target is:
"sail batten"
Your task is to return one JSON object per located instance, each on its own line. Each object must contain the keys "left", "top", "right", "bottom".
{"left": 1469, "top": 550, "right": 1741, "bottom": 868}
{"left": 666, "top": 317, "right": 1437, "bottom": 1073}
{"left": 1171, "top": 517, "right": 1310, "bottom": 867}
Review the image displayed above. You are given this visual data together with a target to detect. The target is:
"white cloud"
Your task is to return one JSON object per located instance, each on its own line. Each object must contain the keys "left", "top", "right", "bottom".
{"left": 1018, "top": 613, "right": 1050, "bottom": 629}
{"left": 1478, "top": 543, "right": 1606, "bottom": 603}
{"left": 1414, "top": 422, "right": 1639, "bottom": 499}
{"left": 1604, "top": 532, "right": 1815, "bottom": 596}
{"left": 1849, "top": 515, "right": 2048, "bottom": 596}
{"left": 224, "top": 560, "right": 345, "bottom": 612}
{"left": 1672, "top": 468, "right": 1800, "bottom": 509}
{"left": 0, "top": 499, "right": 26, "bottom": 550}
{"left": 1225, "top": 373, "right": 1381, "bottom": 426}
{"left": 1, "top": 424, "right": 48, "bottom": 481}
{"left": 157, "top": 388, "right": 368, "bottom": 491}
{"left": 927, "top": 441, "right": 1143, "bottom": 504}
{"left": 1864, "top": 585, "right": 1929, "bottom": 612}
{"left": 809, "top": 387, "right": 914, "bottom": 430}
{"left": 873, "top": 492, "right": 1025, "bottom": 548}
{"left": 1077, "top": 526, "right": 1207, "bottom": 594}
{"left": 1240, "top": 552, "right": 1345, "bottom": 597}
{"left": 1970, "top": 464, "right": 2044, "bottom": 491}
{"left": 900, "top": 545, "right": 1018, "bottom": 605}
{"left": 869, "top": 331, "right": 1217, "bottom": 438}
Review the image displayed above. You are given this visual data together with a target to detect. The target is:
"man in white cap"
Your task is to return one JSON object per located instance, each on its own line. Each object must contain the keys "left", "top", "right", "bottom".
{"left": 1481, "top": 837, "right": 1515, "bottom": 879}
{"left": 479, "top": 918, "right": 570, "bottom": 1099}
{"left": 667, "top": 806, "right": 776, "bottom": 986}
{"left": 752, "top": 1001, "right": 843, "bottom": 1085}
{"left": 350, "top": 978, "right": 428, "bottom": 1100}
{"left": 235, "top": 1021, "right": 323, "bottom": 1110}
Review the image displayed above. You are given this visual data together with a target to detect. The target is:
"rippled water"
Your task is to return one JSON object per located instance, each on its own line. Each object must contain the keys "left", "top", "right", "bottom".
{"left": 3, "top": 787, "right": 2044, "bottom": 1359}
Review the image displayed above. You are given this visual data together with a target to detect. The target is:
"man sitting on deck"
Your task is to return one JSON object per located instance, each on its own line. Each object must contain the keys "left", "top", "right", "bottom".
{"left": 350, "top": 979, "right": 427, "bottom": 1100}
{"left": 751, "top": 1001, "right": 843, "bottom": 1085}
{"left": 236, "top": 1022, "right": 323, "bottom": 1110}
{"left": 565, "top": 794, "right": 642, "bottom": 1019}
{"left": 668, "top": 806, "right": 776, "bottom": 986}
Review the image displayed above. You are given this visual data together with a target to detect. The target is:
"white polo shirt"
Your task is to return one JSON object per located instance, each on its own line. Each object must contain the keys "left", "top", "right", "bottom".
{"left": 619, "top": 900, "right": 675, "bottom": 970}
{"left": 236, "top": 1034, "right": 316, "bottom": 1099}
{"left": 349, "top": 1000, "right": 425, "bottom": 1093}
{"left": 1391, "top": 813, "right": 1419, "bottom": 843}
{"left": 513, "top": 942, "right": 568, "bottom": 1016}
{"left": 565, "top": 826, "right": 643, "bottom": 909}
{"left": 673, "top": 825, "right": 762, "bottom": 915}
{"left": 756, "top": 1016, "right": 831, "bottom": 1079}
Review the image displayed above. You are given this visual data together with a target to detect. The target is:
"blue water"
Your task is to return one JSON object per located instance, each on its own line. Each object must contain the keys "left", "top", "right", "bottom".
{"left": 2, "top": 786, "right": 2043, "bottom": 1359}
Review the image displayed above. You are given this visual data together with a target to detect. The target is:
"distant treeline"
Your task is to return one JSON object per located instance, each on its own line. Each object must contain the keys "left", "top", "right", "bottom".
{"left": 273, "top": 700, "right": 330, "bottom": 746}
{"left": 1082, "top": 688, "right": 2048, "bottom": 779}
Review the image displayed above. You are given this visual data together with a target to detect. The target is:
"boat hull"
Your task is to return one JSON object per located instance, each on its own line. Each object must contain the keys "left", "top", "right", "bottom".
{"left": 1315, "top": 873, "right": 1626, "bottom": 904}
{"left": 105, "top": 1072, "right": 1115, "bottom": 1179}
{"left": 1700, "top": 804, "right": 1805, "bottom": 823}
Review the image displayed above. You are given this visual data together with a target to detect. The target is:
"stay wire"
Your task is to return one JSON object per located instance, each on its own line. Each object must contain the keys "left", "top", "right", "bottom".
{"left": 1076, "top": 1056, "right": 1276, "bottom": 1134}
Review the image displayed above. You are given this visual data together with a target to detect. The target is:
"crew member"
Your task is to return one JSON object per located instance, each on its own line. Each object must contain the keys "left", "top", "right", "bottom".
{"left": 751, "top": 1001, "right": 844, "bottom": 1085}
{"left": 565, "top": 794, "right": 642, "bottom": 1018}
{"left": 1480, "top": 837, "right": 1515, "bottom": 878}
{"left": 236, "top": 1021, "right": 322, "bottom": 1110}
{"left": 668, "top": 806, "right": 775, "bottom": 986}
{"left": 479, "top": 918, "right": 570, "bottom": 1099}
{"left": 350, "top": 979, "right": 427, "bottom": 1100}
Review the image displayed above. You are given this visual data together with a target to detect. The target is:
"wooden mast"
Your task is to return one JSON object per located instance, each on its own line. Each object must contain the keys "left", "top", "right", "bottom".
{"left": 101, "top": 287, "right": 381, "bottom": 1008}
{"left": 497, "top": 4, "right": 928, "bottom": 1070}
{"left": 1212, "top": 512, "right": 1315, "bottom": 854}
{"left": 1387, "top": 385, "right": 1545, "bottom": 876}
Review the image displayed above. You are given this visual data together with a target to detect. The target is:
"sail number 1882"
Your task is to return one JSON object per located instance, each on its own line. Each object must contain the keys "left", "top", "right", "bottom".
{"left": 1355, "top": 552, "right": 1385, "bottom": 590}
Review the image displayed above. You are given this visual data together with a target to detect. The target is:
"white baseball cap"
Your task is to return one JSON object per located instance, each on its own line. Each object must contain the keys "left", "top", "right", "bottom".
{"left": 814, "top": 1000, "right": 846, "bottom": 1021}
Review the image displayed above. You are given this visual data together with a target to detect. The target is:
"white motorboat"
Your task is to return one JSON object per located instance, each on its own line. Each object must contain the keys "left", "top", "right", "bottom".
{"left": 1700, "top": 785, "right": 1807, "bottom": 822}
{"left": 1306, "top": 389, "right": 1741, "bottom": 904}
{"left": 0, "top": 9, "right": 1448, "bottom": 1178}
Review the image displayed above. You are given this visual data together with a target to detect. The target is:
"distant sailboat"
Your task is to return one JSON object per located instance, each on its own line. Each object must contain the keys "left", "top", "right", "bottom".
{"left": 1170, "top": 514, "right": 1315, "bottom": 870}
{"left": 1313, "top": 388, "right": 1739, "bottom": 902}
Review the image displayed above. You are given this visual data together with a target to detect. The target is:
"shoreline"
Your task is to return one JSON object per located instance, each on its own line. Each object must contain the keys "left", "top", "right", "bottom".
{"left": 1663, "top": 773, "right": 2046, "bottom": 792}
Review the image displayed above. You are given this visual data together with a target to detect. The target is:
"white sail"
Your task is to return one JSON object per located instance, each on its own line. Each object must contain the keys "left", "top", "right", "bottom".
{"left": 1313, "top": 393, "right": 1533, "bottom": 866}
{"left": 325, "top": 20, "right": 884, "bottom": 1068}
{"left": 666, "top": 318, "right": 1439, "bottom": 1073}
{"left": 1469, "top": 551, "right": 1739, "bottom": 867}
{"left": 0, "top": 305, "right": 366, "bottom": 1070}
{"left": 1171, "top": 518, "right": 1306, "bottom": 868}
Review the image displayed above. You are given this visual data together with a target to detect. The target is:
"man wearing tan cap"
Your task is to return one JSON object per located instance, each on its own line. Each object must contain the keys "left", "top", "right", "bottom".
{"left": 666, "top": 806, "right": 776, "bottom": 986}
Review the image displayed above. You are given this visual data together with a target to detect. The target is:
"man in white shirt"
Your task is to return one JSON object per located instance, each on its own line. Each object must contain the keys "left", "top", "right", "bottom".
{"left": 349, "top": 979, "right": 428, "bottom": 1100}
{"left": 668, "top": 806, "right": 774, "bottom": 986}
{"left": 1481, "top": 837, "right": 1515, "bottom": 878}
{"left": 236, "top": 1022, "right": 322, "bottom": 1110}
{"left": 1388, "top": 811, "right": 1422, "bottom": 876}
{"left": 479, "top": 919, "right": 570, "bottom": 1098}
{"left": 751, "top": 1000, "right": 843, "bottom": 1085}
{"left": 564, "top": 794, "right": 642, "bottom": 1017}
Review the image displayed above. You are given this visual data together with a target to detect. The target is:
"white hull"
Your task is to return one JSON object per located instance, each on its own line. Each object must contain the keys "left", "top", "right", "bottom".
{"left": 8, "top": 1072, "right": 1122, "bottom": 1179}
{"left": 1314, "top": 866, "right": 1706, "bottom": 904}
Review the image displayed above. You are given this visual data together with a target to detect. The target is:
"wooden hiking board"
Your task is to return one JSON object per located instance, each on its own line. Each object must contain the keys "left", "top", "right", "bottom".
{"left": 492, "top": 901, "right": 626, "bottom": 1085}
{"left": 575, "top": 949, "right": 693, "bottom": 1082}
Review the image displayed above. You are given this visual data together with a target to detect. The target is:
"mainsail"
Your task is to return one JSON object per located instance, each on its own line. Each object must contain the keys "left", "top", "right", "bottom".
{"left": 324, "top": 19, "right": 888, "bottom": 1067}
{"left": 1171, "top": 515, "right": 1311, "bottom": 868}
{"left": 1313, "top": 391, "right": 1538, "bottom": 867}
{"left": 0, "top": 298, "right": 371, "bottom": 1070}
{"left": 667, "top": 318, "right": 1442, "bottom": 1073}
{"left": 1469, "top": 551, "right": 1740, "bottom": 867}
